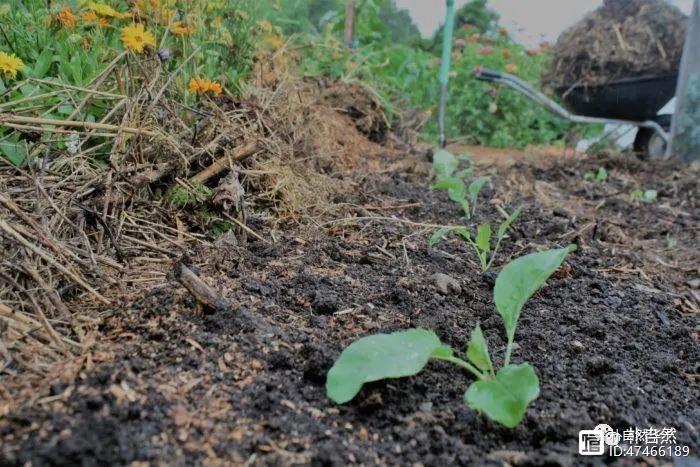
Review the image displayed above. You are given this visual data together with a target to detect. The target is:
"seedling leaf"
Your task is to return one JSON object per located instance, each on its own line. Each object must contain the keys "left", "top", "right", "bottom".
{"left": 468, "top": 176, "right": 490, "bottom": 199}
{"left": 476, "top": 224, "right": 491, "bottom": 253}
{"left": 464, "top": 363, "right": 539, "bottom": 428}
{"left": 326, "top": 328, "right": 442, "bottom": 404}
{"left": 466, "top": 324, "right": 492, "bottom": 373}
{"left": 494, "top": 246, "right": 574, "bottom": 342}
{"left": 497, "top": 206, "right": 523, "bottom": 239}
{"left": 433, "top": 149, "right": 459, "bottom": 178}
{"left": 429, "top": 227, "right": 453, "bottom": 246}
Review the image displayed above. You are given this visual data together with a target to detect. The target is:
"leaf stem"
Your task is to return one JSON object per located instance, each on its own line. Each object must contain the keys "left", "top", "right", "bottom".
{"left": 484, "top": 235, "right": 503, "bottom": 271}
{"left": 434, "top": 355, "right": 485, "bottom": 380}
{"left": 503, "top": 339, "right": 513, "bottom": 367}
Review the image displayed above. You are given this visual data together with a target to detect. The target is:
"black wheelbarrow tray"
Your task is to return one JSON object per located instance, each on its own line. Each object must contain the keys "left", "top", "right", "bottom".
{"left": 475, "top": 69, "right": 676, "bottom": 158}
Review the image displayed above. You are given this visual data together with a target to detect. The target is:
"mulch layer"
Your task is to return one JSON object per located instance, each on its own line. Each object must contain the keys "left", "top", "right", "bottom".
{"left": 1, "top": 150, "right": 698, "bottom": 466}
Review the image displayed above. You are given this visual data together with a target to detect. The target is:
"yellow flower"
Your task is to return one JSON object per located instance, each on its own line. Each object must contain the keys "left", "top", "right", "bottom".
{"left": 0, "top": 51, "right": 24, "bottom": 79}
{"left": 171, "top": 21, "right": 192, "bottom": 36}
{"left": 212, "top": 16, "right": 223, "bottom": 27}
{"left": 258, "top": 19, "right": 272, "bottom": 33}
{"left": 88, "top": 1, "right": 130, "bottom": 19}
{"left": 57, "top": 6, "right": 77, "bottom": 29}
{"left": 505, "top": 63, "right": 519, "bottom": 74}
{"left": 188, "top": 78, "right": 222, "bottom": 96}
{"left": 121, "top": 23, "right": 156, "bottom": 53}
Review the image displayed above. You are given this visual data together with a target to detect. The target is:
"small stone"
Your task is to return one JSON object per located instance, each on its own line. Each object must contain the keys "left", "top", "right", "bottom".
{"left": 432, "top": 273, "right": 461, "bottom": 295}
{"left": 486, "top": 450, "right": 528, "bottom": 465}
{"left": 687, "top": 278, "right": 700, "bottom": 289}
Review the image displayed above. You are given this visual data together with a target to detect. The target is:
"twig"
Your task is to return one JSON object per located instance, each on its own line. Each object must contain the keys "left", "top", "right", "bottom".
{"left": 0, "top": 114, "right": 157, "bottom": 137}
{"left": 174, "top": 262, "right": 228, "bottom": 312}
{"left": 0, "top": 218, "right": 109, "bottom": 303}
{"left": 190, "top": 141, "right": 260, "bottom": 183}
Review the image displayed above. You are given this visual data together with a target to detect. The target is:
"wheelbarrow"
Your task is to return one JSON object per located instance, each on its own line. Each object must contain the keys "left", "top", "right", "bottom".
{"left": 475, "top": 70, "right": 677, "bottom": 159}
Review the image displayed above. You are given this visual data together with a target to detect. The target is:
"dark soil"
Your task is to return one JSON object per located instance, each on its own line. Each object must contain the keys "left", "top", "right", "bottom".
{"left": 1, "top": 151, "right": 698, "bottom": 466}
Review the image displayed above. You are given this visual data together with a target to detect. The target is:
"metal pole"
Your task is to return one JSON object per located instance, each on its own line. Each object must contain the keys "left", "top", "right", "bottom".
{"left": 344, "top": 0, "right": 357, "bottom": 51}
{"left": 438, "top": 0, "right": 457, "bottom": 149}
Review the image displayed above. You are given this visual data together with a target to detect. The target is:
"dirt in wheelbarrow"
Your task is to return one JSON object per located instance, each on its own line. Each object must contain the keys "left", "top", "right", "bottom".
{"left": 1, "top": 150, "right": 698, "bottom": 465}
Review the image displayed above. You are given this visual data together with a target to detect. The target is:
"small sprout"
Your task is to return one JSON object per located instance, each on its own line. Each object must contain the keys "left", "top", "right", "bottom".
{"left": 326, "top": 246, "right": 575, "bottom": 428}
{"left": 430, "top": 206, "right": 523, "bottom": 272}
{"left": 584, "top": 167, "right": 607, "bottom": 182}
{"left": 630, "top": 188, "right": 657, "bottom": 203}
{"left": 432, "top": 150, "right": 487, "bottom": 220}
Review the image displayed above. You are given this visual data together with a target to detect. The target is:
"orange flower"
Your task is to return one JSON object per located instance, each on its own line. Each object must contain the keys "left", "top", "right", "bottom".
{"left": 502, "top": 49, "right": 512, "bottom": 58}
{"left": 468, "top": 33, "right": 480, "bottom": 43}
{"left": 189, "top": 78, "right": 222, "bottom": 96}
{"left": 479, "top": 46, "right": 493, "bottom": 56}
{"left": 505, "top": 63, "right": 519, "bottom": 74}
{"left": 171, "top": 21, "right": 192, "bottom": 35}
{"left": 499, "top": 27, "right": 508, "bottom": 36}
{"left": 81, "top": 11, "right": 112, "bottom": 28}
{"left": 57, "top": 6, "right": 77, "bottom": 29}
{"left": 483, "top": 36, "right": 493, "bottom": 44}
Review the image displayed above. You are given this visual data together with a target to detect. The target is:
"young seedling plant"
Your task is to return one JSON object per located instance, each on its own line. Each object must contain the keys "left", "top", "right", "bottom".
{"left": 429, "top": 206, "right": 523, "bottom": 272}
{"left": 433, "top": 149, "right": 490, "bottom": 219}
{"left": 326, "top": 245, "right": 575, "bottom": 428}
{"left": 630, "top": 188, "right": 657, "bottom": 203}
{"left": 583, "top": 166, "right": 608, "bottom": 182}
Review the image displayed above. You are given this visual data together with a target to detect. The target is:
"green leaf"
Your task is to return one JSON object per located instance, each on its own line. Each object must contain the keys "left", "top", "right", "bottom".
{"left": 31, "top": 48, "right": 53, "bottom": 78}
{"left": 433, "top": 149, "right": 458, "bottom": 178}
{"left": 497, "top": 206, "right": 523, "bottom": 239}
{"left": 326, "top": 328, "right": 442, "bottom": 404}
{"left": 429, "top": 227, "right": 453, "bottom": 246}
{"left": 494, "top": 246, "right": 575, "bottom": 342}
{"left": 476, "top": 224, "right": 491, "bottom": 253}
{"left": 454, "top": 226, "right": 472, "bottom": 241}
{"left": 431, "top": 344, "right": 454, "bottom": 359}
{"left": 468, "top": 176, "right": 490, "bottom": 199}
{"left": 0, "top": 141, "right": 28, "bottom": 166}
{"left": 642, "top": 189, "right": 657, "bottom": 202}
{"left": 466, "top": 324, "right": 492, "bottom": 373}
{"left": 464, "top": 363, "right": 540, "bottom": 428}
{"left": 595, "top": 167, "right": 608, "bottom": 181}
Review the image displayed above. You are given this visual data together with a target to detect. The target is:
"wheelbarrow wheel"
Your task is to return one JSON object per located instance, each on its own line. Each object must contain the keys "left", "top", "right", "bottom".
{"left": 633, "top": 114, "right": 671, "bottom": 160}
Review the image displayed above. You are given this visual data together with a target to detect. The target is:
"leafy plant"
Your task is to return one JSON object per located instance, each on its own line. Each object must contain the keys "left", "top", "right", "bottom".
{"left": 630, "top": 188, "right": 657, "bottom": 203}
{"left": 430, "top": 206, "right": 522, "bottom": 271}
{"left": 326, "top": 246, "right": 576, "bottom": 427}
{"left": 432, "top": 149, "right": 490, "bottom": 219}
{"left": 584, "top": 166, "right": 608, "bottom": 182}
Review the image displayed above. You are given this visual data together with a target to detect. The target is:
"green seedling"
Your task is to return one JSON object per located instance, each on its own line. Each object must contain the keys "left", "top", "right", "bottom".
{"left": 432, "top": 149, "right": 489, "bottom": 219}
{"left": 584, "top": 167, "right": 608, "bottom": 182}
{"left": 430, "top": 206, "right": 522, "bottom": 272}
{"left": 630, "top": 188, "right": 657, "bottom": 203}
{"left": 326, "top": 246, "right": 575, "bottom": 428}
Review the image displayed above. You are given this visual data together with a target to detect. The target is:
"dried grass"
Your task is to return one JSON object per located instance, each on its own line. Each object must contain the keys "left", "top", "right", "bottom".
{"left": 544, "top": 0, "right": 687, "bottom": 86}
{"left": 0, "top": 50, "right": 393, "bottom": 399}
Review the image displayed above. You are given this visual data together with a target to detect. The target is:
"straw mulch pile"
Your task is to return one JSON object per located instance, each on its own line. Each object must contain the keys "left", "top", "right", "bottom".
{"left": 543, "top": 0, "right": 687, "bottom": 86}
{"left": 0, "top": 50, "right": 396, "bottom": 404}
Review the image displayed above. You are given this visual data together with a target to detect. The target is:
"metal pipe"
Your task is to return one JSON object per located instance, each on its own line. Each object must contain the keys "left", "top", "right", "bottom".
{"left": 478, "top": 70, "right": 670, "bottom": 144}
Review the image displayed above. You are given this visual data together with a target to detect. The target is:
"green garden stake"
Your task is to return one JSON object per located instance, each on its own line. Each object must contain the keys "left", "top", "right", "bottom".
{"left": 438, "top": 0, "right": 457, "bottom": 149}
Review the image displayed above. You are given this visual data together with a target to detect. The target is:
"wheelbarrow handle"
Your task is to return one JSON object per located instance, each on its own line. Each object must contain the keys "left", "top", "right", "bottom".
{"left": 475, "top": 69, "right": 504, "bottom": 82}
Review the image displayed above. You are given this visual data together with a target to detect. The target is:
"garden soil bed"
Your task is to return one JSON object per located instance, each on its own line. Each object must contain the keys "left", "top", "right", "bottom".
{"left": 1, "top": 149, "right": 698, "bottom": 466}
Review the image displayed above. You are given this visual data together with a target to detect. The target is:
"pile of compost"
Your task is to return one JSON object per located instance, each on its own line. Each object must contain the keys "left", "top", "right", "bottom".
{"left": 544, "top": 0, "right": 687, "bottom": 86}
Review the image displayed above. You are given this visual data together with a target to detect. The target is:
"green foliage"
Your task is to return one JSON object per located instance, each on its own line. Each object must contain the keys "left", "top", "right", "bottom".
{"left": 464, "top": 363, "right": 539, "bottom": 428}
{"left": 494, "top": 245, "right": 575, "bottom": 364}
{"left": 426, "top": 0, "right": 500, "bottom": 51}
{"left": 432, "top": 150, "right": 492, "bottom": 220}
{"left": 584, "top": 167, "right": 608, "bottom": 182}
{"left": 429, "top": 206, "right": 523, "bottom": 272}
{"left": 630, "top": 189, "right": 658, "bottom": 203}
{"left": 326, "top": 246, "right": 575, "bottom": 427}
{"left": 326, "top": 328, "right": 442, "bottom": 404}
{"left": 167, "top": 183, "right": 213, "bottom": 208}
